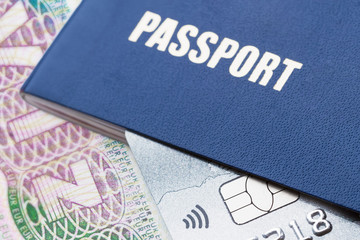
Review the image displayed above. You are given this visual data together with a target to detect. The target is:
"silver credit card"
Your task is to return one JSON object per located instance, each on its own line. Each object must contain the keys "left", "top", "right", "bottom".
{"left": 126, "top": 131, "right": 360, "bottom": 240}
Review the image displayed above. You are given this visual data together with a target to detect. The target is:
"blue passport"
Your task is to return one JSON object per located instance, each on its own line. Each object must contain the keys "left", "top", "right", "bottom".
{"left": 21, "top": 0, "right": 360, "bottom": 212}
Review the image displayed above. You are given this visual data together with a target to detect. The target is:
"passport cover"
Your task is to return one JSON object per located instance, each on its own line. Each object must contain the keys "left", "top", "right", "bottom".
{"left": 21, "top": 0, "right": 360, "bottom": 212}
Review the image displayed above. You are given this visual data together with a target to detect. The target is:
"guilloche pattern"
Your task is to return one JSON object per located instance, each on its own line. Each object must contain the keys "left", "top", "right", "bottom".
{"left": 20, "top": 148, "right": 126, "bottom": 239}
{"left": 0, "top": 86, "right": 93, "bottom": 170}
{"left": 0, "top": 1, "right": 169, "bottom": 239}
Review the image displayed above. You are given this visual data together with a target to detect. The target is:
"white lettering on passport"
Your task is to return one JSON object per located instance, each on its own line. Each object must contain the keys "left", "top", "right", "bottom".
{"left": 129, "top": 11, "right": 303, "bottom": 91}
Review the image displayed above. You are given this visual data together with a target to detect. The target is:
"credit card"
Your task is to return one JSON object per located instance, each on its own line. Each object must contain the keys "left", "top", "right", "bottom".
{"left": 127, "top": 131, "right": 360, "bottom": 240}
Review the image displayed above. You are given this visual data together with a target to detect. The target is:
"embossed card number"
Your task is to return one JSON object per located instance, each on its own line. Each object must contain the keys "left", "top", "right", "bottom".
{"left": 248, "top": 209, "right": 332, "bottom": 240}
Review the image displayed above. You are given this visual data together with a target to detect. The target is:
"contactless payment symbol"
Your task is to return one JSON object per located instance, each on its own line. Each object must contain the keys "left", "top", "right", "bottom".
{"left": 219, "top": 176, "right": 299, "bottom": 225}
{"left": 182, "top": 205, "right": 209, "bottom": 229}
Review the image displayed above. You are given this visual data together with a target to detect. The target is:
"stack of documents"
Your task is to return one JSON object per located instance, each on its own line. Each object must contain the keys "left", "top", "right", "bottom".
{"left": 0, "top": 0, "right": 359, "bottom": 240}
